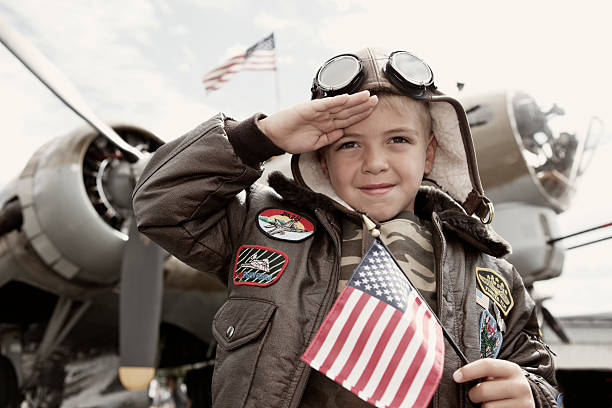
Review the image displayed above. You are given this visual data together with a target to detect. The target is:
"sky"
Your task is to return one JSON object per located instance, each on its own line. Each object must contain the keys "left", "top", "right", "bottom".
{"left": 1, "top": 0, "right": 611, "bottom": 317}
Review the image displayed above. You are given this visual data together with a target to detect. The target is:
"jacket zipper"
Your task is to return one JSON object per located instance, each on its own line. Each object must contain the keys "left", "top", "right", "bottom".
{"left": 431, "top": 213, "right": 446, "bottom": 408}
{"left": 288, "top": 209, "right": 341, "bottom": 408}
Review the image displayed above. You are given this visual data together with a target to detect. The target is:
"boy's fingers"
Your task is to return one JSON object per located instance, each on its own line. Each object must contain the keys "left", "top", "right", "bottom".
{"left": 328, "top": 91, "right": 374, "bottom": 114}
{"left": 313, "top": 90, "right": 370, "bottom": 112}
{"left": 467, "top": 379, "right": 516, "bottom": 403}
{"left": 453, "top": 359, "right": 520, "bottom": 383}
{"left": 330, "top": 107, "right": 376, "bottom": 129}
{"left": 315, "top": 128, "right": 344, "bottom": 148}
{"left": 331, "top": 95, "right": 378, "bottom": 119}
{"left": 474, "top": 399, "right": 517, "bottom": 408}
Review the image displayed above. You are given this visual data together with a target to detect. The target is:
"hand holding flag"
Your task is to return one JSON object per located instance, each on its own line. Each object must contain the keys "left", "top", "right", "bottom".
{"left": 301, "top": 238, "right": 444, "bottom": 408}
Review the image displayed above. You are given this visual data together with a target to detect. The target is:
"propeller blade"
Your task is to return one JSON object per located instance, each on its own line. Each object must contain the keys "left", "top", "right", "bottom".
{"left": 541, "top": 306, "right": 571, "bottom": 344}
{"left": 0, "top": 19, "right": 144, "bottom": 161}
{"left": 119, "top": 218, "right": 165, "bottom": 390}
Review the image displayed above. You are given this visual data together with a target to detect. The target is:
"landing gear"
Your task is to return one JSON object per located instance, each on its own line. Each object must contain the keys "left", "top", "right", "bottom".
{"left": 0, "top": 354, "right": 21, "bottom": 408}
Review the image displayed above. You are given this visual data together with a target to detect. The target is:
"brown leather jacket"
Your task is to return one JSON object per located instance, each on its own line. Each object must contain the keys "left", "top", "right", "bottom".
{"left": 133, "top": 114, "right": 559, "bottom": 408}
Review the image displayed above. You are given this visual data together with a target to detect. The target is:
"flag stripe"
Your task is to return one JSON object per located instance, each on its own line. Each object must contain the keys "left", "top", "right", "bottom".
{"left": 326, "top": 299, "right": 388, "bottom": 380}
{"left": 368, "top": 295, "right": 424, "bottom": 403}
{"left": 317, "top": 293, "right": 373, "bottom": 374}
{"left": 400, "top": 317, "right": 439, "bottom": 408}
{"left": 335, "top": 304, "right": 395, "bottom": 386}
{"left": 201, "top": 33, "right": 275, "bottom": 92}
{"left": 388, "top": 314, "right": 433, "bottom": 407}
{"left": 351, "top": 296, "right": 418, "bottom": 396}
{"left": 342, "top": 305, "right": 401, "bottom": 391}
{"left": 303, "top": 287, "right": 361, "bottom": 369}
{"left": 412, "top": 323, "right": 445, "bottom": 408}
{"left": 378, "top": 299, "right": 430, "bottom": 407}
{"left": 202, "top": 59, "right": 244, "bottom": 79}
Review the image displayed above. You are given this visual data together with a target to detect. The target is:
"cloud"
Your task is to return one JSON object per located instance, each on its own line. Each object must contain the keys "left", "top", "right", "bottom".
{"left": 313, "top": 0, "right": 612, "bottom": 96}
{"left": 0, "top": 0, "right": 220, "bottom": 186}
{"left": 254, "top": 12, "right": 293, "bottom": 30}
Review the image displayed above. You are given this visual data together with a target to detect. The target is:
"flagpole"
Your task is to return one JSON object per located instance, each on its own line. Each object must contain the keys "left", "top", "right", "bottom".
{"left": 275, "top": 65, "right": 281, "bottom": 112}
{"left": 273, "top": 33, "right": 280, "bottom": 112}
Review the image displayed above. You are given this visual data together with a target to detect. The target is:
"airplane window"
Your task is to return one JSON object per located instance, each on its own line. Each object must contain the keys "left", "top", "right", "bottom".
{"left": 512, "top": 92, "right": 580, "bottom": 201}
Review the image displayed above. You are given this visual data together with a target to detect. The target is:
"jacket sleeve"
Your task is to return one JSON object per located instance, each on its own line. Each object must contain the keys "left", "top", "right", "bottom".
{"left": 497, "top": 265, "right": 560, "bottom": 408}
{"left": 132, "top": 113, "right": 284, "bottom": 281}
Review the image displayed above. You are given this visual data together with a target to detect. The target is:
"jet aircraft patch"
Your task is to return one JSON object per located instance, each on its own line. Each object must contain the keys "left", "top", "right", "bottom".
{"left": 233, "top": 245, "right": 289, "bottom": 287}
{"left": 475, "top": 267, "right": 514, "bottom": 316}
{"left": 479, "top": 309, "right": 503, "bottom": 359}
{"left": 257, "top": 208, "right": 315, "bottom": 242}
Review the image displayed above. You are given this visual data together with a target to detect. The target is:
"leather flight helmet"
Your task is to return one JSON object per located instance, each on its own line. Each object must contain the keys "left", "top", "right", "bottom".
{"left": 292, "top": 47, "right": 493, "bottom": 223}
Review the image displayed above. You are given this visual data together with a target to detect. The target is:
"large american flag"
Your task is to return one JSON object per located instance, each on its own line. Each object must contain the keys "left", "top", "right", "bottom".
{"left": 202, "top": 33, "right": 276, "bottom": 92}
{"left": 301, "top": 239, "right": 444, "bottom": 408}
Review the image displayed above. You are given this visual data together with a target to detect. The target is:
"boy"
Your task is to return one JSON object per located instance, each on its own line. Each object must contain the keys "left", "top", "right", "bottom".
{"left": 133, "top": 48, "right": 559, "bottom": 407}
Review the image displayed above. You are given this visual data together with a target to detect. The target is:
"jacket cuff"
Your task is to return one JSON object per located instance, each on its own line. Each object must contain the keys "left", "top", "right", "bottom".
{"left": 225, "top": 113, "right": 285, "bottom": 168}
{"left": 523, "top": 370, "right": 559, "bottom": 408}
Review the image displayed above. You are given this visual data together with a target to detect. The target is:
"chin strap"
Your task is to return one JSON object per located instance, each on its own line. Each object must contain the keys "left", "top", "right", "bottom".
{"left": 462, "top": 189, "right": 495, "bottom": 224}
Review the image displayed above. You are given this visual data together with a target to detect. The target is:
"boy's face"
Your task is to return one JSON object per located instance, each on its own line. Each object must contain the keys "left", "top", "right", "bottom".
{"left": 319, "top": 98, "right": 437, "bottom": 222}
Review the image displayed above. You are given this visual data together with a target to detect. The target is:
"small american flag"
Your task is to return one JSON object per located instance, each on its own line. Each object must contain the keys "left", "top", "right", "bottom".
{"left": 301, "top": 239, "right": 444, "bottom": 408}
{"left": 202, "top": 33, "right": 276, "bottom": 92}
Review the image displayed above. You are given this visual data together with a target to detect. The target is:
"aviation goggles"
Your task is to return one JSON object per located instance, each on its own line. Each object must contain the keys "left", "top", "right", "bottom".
{"left": 311, "top": 51, "right": 436, "bottom": 100}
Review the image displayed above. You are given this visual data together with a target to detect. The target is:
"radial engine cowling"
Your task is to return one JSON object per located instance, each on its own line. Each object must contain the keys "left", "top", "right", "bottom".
{"left": 460, "top": 90, "right": 589, "bottom": 213}
{"left": 0, "top": 125, "right": 163, "bottom": 297}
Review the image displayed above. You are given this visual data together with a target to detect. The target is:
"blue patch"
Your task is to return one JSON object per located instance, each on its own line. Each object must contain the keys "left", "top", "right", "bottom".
{"left": 479, "top": 309, "right": 503, "bottom": 359}
{"left": 557, "top": 393, "right": 564, "bottom": 407}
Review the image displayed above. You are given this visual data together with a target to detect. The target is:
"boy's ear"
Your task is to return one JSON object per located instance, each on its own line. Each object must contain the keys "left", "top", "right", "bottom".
{"left": 423, "top": 132, "right": 437, "bottom": 175}
{"left": 318, "top": 149, "right": 329, "bottom": 176}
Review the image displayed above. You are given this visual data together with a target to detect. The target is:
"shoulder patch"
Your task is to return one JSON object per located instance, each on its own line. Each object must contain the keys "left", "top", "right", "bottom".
{"left": 233, "top": 245, "right": 289, "bottom": 287}
{"left": 257, "top": 208, "right": 315, "bottom": 242}
{"left": 479, "top": 309, "right": 503, "bottom": 358}
{"left": 475, "top": 267, "right": 514, "bottom": 316}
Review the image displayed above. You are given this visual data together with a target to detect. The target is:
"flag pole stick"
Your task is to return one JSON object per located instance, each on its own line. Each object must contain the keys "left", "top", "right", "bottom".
{"left": 274, "top": 62, "right": 280, "bottom": 112}
{"left": 377, "top": 238, "right": 471, "bottom": 365}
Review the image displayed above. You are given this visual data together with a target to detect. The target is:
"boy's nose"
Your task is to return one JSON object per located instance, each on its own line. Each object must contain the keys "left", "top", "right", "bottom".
{"left": 361, "top": 150, "right": 389, "bottom": 174}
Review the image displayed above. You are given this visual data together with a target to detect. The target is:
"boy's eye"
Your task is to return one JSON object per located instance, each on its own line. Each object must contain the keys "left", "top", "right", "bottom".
{"left": 390, "top": 136, "right": 410, "bottom": 144}
{"left": 337, "top": 141, "right": 357, "bottom": 150}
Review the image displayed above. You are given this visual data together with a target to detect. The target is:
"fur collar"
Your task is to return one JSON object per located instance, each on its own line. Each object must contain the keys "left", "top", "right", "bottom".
{"left": 268, "top": 172, "right": 511, "bottom": 258}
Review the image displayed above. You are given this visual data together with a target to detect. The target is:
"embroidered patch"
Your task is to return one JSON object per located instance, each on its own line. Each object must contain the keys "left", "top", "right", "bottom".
{"left": 475, "top": 267, "right": 514, "bottom": 316}
{"left": 479, "top": 309, "right": 503, "bottom": 359}
{"left": 475, "top": 288, "right": 490, "bottom": 310}
{"left": 493, "top": 303, "right": 506, "bottom": 333}
{"left": 233, "top": 245, "right": 288, "bottom": 286}
{"left": 257, "top": 208, "right": 315, "bottom": 242}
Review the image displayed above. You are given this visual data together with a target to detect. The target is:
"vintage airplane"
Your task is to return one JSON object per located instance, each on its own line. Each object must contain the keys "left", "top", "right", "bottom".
{"left": 0, "top": 18, "right": 608, "bottom": 408}
{"left": 0, "top": 21, "right": 225, "bottom": 408}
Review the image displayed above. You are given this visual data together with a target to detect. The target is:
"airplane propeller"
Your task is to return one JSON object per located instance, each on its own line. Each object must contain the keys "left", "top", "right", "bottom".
{"left": 119, "top": 218, "right": 165, "bottom": 390}
{"left": 0, "top": 19, "right": 163, "bottom": 390}
{"left": 0, "top": 18, "right": 144, "bottom": 162}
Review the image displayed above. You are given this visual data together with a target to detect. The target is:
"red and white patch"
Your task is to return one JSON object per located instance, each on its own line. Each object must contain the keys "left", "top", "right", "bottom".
{"left": 256, "top": 208, "right": 315, "bottom": 242}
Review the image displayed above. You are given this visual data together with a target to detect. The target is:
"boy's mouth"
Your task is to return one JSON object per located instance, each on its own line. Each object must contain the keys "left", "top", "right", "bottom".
{"left": 359, "top": 183, "right": 395, "bottom": 195}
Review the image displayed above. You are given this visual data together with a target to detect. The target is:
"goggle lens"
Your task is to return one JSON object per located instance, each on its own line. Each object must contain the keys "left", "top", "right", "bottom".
{"left": 390, "top": 52, "right": 433, "bottom": 87}
{"left": 317, "top": 55, "right": 361, "bottom": 91}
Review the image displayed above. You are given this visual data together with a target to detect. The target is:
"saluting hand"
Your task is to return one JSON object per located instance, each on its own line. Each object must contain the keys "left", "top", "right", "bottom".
{"left": 257, "top": 90, "right": 378, "bottom": 154}
{"left": 453, "top": 359, "right": 535, "bottom": 408}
